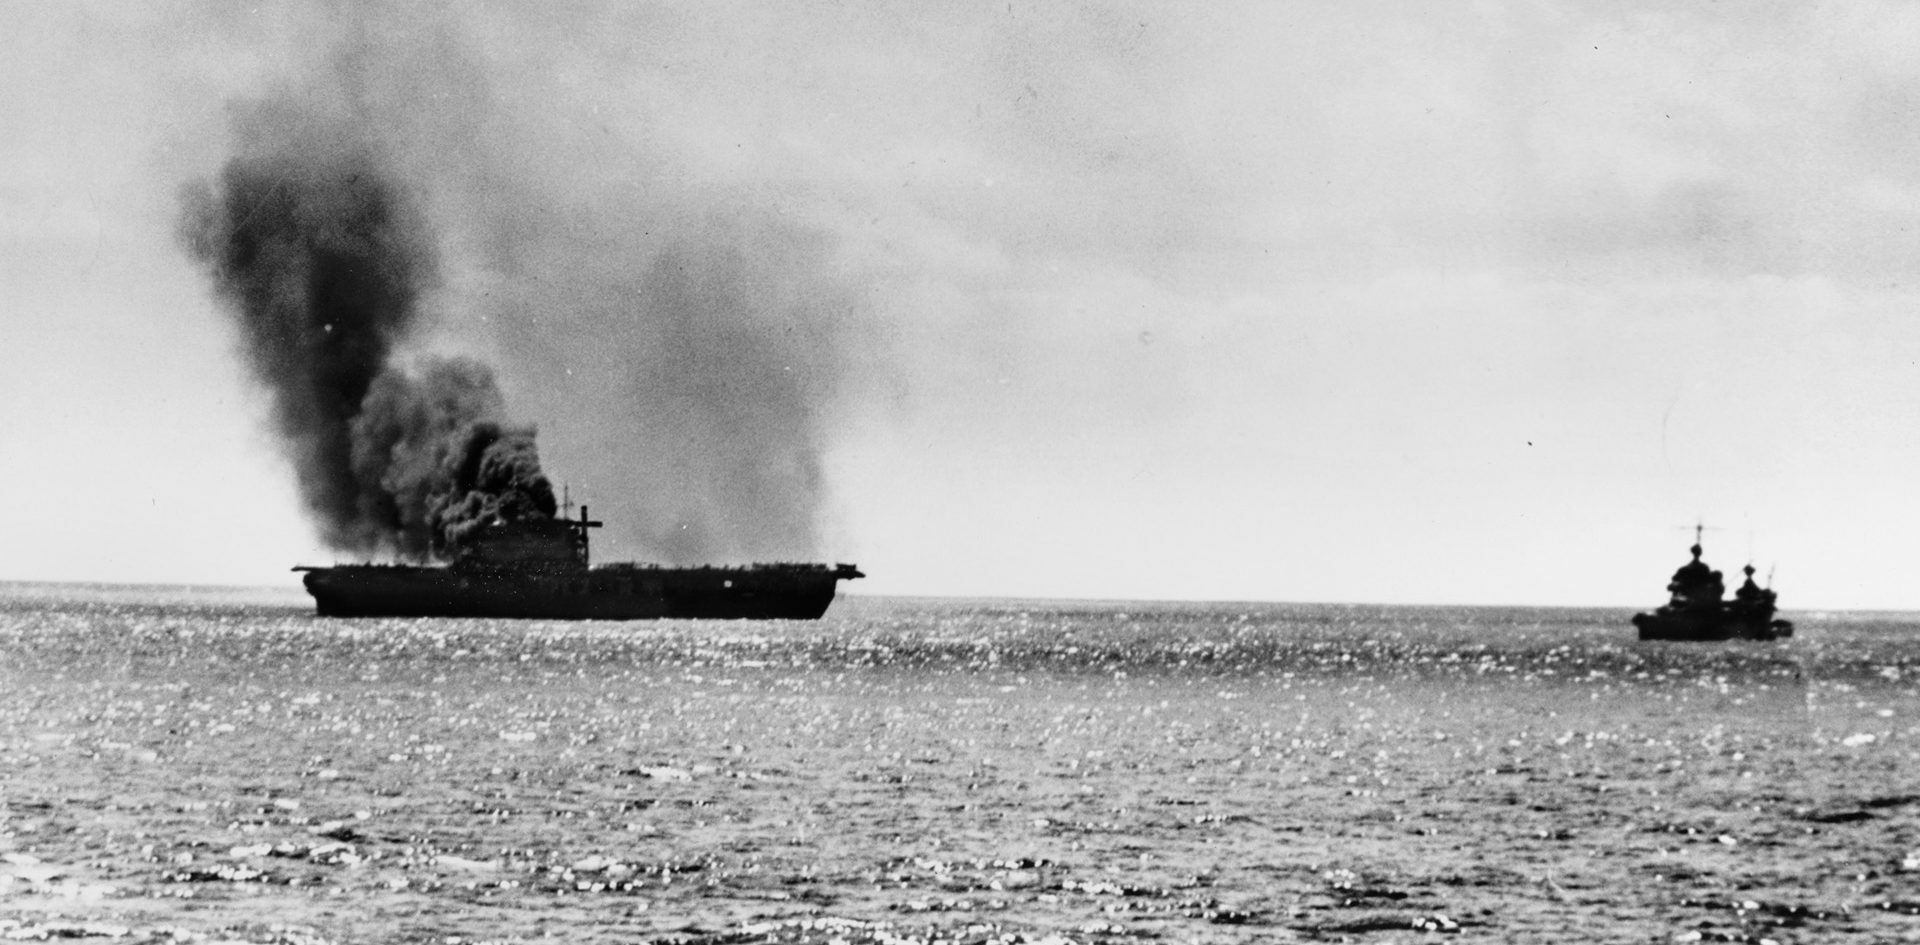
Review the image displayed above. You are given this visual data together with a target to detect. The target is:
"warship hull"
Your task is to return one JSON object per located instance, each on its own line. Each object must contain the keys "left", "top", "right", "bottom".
{"left": 1633, "top": 529, "right": 1792, "bottom": 642}
{"left": 299, "top": 562, "right": 861, "bottom": 620}
{"left": 1632, "top": 609, "right": 1793, "bottom": 642}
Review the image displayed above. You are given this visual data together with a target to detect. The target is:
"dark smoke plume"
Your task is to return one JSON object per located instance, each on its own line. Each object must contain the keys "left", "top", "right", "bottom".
{"left": 432, "top": 422, "right": 557, "bottom": 553}
{"left": 181, "top": 13, "right": 875, "bottom": 566}
{"left": 349, "top": 358, "right": 555, "bottom": 557}
{"left": 181, "top": 102, "right": 556, "bottom": 560}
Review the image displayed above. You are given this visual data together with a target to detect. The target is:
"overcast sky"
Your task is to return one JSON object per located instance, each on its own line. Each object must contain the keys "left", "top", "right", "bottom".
{"left": 4, "top": 2, "right": 1919, "bottom": 608}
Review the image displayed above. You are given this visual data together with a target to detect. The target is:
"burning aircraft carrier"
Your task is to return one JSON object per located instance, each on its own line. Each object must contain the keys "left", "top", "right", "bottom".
{"left": 181, "top": 91, "right": 860, "bottom": 619}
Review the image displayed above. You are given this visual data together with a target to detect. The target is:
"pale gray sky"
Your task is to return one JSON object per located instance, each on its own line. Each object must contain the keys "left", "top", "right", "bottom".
{"left": 4, "top": 2, "right": 1918, "bottom": 607}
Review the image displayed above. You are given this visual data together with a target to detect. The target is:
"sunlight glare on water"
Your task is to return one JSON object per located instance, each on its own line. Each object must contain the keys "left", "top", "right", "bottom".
{"left": 1, "top": 586, "right": 1917, "bottom": 943}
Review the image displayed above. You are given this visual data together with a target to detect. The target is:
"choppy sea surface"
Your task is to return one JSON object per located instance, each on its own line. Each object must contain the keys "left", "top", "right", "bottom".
{"left": 2, "top": 583, "right": 1918, "bottom": 944}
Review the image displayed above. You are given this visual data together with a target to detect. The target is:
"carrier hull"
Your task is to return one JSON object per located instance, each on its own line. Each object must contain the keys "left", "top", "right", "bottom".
{"left": 299, "top": 562, "right": 861, "bottom": 620}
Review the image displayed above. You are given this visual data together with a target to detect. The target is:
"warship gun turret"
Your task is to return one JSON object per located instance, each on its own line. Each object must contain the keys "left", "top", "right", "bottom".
{"left": 1631, "top": 527, "right": 1791, "bottom": 641}
{"left": 295, "top": 506, "right": 862, "bottom": 620}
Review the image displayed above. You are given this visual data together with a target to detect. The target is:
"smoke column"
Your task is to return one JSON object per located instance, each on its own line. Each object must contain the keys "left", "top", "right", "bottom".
{"left": 430, "top": 151, "right": 860, "bottom": 566}
{"left": 303, "top": 6, "right": 873, "bottom": 566}
{"left": 180, "top": 8, "right": 877, "bottom": 566}
{"left": 180, "top": 98, "right": 556, "bottom": 560}
{"left": 349, "top": 359, "right": 555, "bottom": 557}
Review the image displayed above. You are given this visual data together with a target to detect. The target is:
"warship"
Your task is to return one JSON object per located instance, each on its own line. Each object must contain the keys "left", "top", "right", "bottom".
{"left": 1631, "top": 527, "right": 1791, "bottom": 641}
{"left": 295, "top": 506, "right": 863, "bottom": 620}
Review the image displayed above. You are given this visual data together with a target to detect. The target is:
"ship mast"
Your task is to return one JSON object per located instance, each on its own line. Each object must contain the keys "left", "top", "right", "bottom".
{"left": 571, "top": 503, "right": 603, "bottom": 566}
{"left": 1678, "top": 519, "right": 1723, "bottom": 553}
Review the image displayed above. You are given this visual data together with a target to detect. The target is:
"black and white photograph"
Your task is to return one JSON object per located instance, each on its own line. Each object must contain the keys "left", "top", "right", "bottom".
{"left": 2, "top": 3, "right": 1917, "bottom": 942}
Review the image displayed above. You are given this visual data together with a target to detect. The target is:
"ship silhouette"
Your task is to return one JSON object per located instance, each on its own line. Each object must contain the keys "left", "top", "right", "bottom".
{"left": 295, "top": 505, "right": 862, "bottom": 620}
{"left": 1631, "top": 526, "right": 1791, "bottom": 641}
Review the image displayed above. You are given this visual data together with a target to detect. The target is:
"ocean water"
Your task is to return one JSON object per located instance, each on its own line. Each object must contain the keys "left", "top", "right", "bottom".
{"left": 1, "top": 584, "right": 1917, "bottom": 944}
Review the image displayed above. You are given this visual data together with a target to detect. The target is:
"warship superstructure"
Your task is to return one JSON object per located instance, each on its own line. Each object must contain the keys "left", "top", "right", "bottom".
{"left": 1631, "top": 528, "right": 1791, "bottom": 641}
{"left": 295, "top": 506, "right": 862, "bottom": 620}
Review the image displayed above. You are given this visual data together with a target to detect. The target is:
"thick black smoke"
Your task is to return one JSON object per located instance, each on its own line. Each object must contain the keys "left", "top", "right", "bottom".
{"left": 181, "top": 104, "right": 556, "bottom": 560}
{"left": 432, "top": 422, "right": 557, "bottom": 553}
{"left": 180, "top": 10, "right": 877, "bottom": 566}
{"left": 349, "top": 358, "right": 555, "bottom": 557}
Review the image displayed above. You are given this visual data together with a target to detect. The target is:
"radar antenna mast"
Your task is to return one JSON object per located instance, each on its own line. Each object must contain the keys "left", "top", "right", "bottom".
{"left": 566, "top": 503, "right": 603, "bottom": 566}
{"left": 1675, "top": 519, "right": 1723, "bottom": 548}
